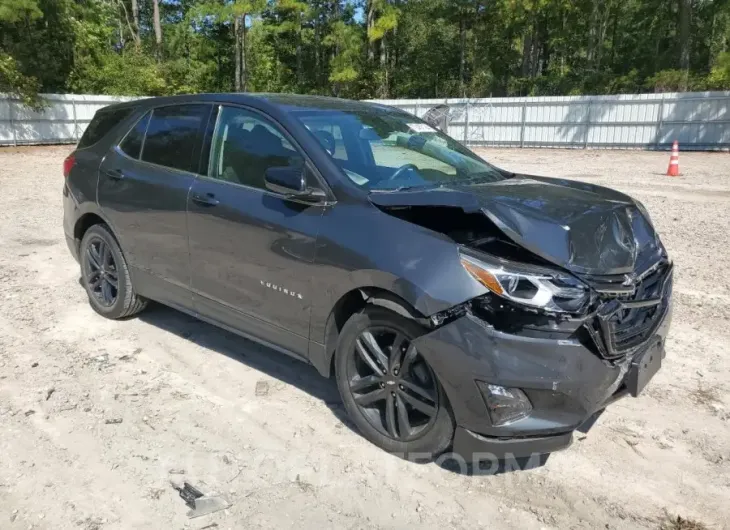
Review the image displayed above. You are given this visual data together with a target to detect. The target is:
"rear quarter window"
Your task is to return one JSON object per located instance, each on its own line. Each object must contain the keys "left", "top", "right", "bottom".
{"left": 119, "top": 111, "right": 151, "bottom": 159}
{"left": 78, "top": 107, "right": 134, "bottom": 149}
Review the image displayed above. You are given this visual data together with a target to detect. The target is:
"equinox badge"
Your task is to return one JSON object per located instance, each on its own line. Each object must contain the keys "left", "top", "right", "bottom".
{"left": 261, "top": 280, "right": 303, "bottom": 299}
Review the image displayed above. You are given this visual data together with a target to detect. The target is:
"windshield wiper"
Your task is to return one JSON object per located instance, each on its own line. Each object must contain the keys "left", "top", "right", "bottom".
{"left": 453, "top": 171, "right": 510, "bottom": 185}
{"left": 370, "top": 183, "right": 439, "bottom": 192}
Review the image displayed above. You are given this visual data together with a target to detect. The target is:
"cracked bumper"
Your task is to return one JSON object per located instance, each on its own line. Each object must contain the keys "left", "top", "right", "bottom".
{"left": 413, "top": 304, "right": 672, "bottom": 460}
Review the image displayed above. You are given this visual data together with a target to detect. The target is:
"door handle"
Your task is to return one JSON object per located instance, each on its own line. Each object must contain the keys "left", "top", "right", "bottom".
{"left": 105, "top": 168, "right": 125, "bottom": 180}
{"left": 191, "top": 192, "right": 220, "bottom": 206}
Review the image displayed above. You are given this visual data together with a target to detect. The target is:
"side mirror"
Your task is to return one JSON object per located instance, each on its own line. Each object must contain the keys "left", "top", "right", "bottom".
{"left": 264, "top": 166, "right": 327, "bottom": 203}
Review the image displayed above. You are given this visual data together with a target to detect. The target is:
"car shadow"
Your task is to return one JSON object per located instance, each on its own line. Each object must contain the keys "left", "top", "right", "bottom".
{"left": 136, "top": 301, "right": 360, "bottom": 436}
{"left": 103, "top": 295, "right": 547, "bottom": 477}
{"left": 437, "top": 454, "right": 550, "bottom": 476}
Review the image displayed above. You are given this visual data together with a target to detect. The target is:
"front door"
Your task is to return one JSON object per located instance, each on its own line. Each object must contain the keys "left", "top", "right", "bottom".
{"left": 98, "top": 103, "right": 211, "bottom": 309}
{"left": 187, "top": 105, "right": 326, "bottom": 357}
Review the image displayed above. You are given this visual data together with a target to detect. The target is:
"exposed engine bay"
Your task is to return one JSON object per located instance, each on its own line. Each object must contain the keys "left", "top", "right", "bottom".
{"left": 375, "top": 202, "right": 673, "bottom": 364}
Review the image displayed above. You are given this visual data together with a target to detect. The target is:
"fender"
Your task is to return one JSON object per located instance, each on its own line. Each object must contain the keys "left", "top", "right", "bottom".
{"left": 308, "top": 204, "right": 488, "bottom": 347}
{"left": 71, "top": 202, "right": 125, "bottom": 252}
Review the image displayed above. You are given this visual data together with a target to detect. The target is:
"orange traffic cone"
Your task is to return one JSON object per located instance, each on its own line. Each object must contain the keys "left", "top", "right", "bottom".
{"left": 666, "top": 140, "right": 680, "bottom": 177}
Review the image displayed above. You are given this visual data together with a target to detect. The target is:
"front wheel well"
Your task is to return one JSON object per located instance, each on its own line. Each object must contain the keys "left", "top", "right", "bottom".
{"left": 322, "top": 287, "right": 427, "bottom": 377}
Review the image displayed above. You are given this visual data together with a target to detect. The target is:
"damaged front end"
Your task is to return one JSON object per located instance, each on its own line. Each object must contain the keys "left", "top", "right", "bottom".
{"left": 371, "top": 189, "right": 673, "bottom": 365}
{"left": 372, "top": 191, "right": 673, "bottom": 457}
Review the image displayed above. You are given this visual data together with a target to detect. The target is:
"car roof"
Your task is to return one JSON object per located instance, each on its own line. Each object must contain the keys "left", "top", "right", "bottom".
{"left": 101, "top": 93, "right": 398, "bottom": 116}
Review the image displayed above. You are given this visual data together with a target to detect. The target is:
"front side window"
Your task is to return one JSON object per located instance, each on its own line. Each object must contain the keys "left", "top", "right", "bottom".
{"left": 208, "top": 106, "right": 304, "bottom": 190}
{"left": 141, "top": 104, "right": 209, "bottom": 172}
{"left": 293, "top": 107, "right": 507, "bottom": 190}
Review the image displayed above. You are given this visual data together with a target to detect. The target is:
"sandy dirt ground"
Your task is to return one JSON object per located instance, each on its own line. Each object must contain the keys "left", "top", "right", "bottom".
{"left": 1, "top": 145, "right": 729, "bottom": 530}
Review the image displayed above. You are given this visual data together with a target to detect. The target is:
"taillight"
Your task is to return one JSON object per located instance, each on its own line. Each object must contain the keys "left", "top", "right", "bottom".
{"left": 63, "top": 154, "right": 76, "bottom": 178}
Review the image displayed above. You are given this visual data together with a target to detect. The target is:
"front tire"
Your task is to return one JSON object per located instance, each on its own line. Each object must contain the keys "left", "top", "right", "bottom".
{"left": 79, "top": 224, "right": 147, "bottom": 319}
{"left": 335, "top": 306, "right": 455, "bottom": 459}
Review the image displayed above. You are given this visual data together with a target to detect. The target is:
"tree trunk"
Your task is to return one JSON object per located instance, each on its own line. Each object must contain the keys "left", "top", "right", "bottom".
{"left": 459, "top": 15, "right": 466, "bottom": 96}
{"left": 234, "top": 15, "right": 242, "bottom": 91}
{"left": 587, "top": 1, "right": 595, "bottom": 67}
{"left": 678, "top": 0, "right": 691, "bottom": 87}
{"left": 241, "top": 14, "right": 248, "bottom": 92}
{"left": 119, "top": 17, "right": 125, "bottom": 49}
{"left": 152, "top": 0, "right": 162, "bottom": 57}
{"left": 609, "top": 2, "right": 619, "bottom": 69}
{"left": 521, "top": 30, "right": 533, "bottom": 77}
{"left": 379, "top": 35, "right": 388, "bottom": 98}
{"left": 367, "top": 0, "right": 376, "bottom": 63}
{"left": 296, "top": 13, "right": 303, "bottom": 89}
{"left": 131, "top": 0, "right": 140, "bottom": 41}
{"left": 595, "top": 2, "right": 609, "bottom": 70}
{"left": 314, "top": 24, "right": 322, "bottom": 87}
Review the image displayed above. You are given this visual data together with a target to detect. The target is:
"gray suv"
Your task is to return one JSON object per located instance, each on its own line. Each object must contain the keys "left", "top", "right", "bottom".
{"left": 63, "top": 94, "right": 673, "bottom": 462}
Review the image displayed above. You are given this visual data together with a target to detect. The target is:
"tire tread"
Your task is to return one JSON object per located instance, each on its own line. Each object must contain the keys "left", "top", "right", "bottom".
{"left": 80, "top": 224, "right": 147, "bottom": 319}
{"left": 334, "top": 306, "right": 455, "bottom": 460}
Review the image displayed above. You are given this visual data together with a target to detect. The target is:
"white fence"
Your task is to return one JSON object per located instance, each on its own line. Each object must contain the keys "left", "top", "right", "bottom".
{"left": 0, "top": 94, "right": 137, "bottom": 146}
{"left": 374, "top": 91, "right": 730, "bottom": 150}
{"left": 2, "top": 91, "right": 729, "bottom": 150}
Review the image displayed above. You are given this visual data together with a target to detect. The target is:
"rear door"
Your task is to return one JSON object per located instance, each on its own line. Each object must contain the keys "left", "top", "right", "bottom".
{"left": 98, "top": 103, "right": 212, "bottom": 309}
{"left": 187, "top": 104, "right": 327, "bottom": 357}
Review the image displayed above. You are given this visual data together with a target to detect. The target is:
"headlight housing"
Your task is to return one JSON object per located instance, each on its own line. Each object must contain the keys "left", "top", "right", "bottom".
{"left": 460, "top": 251, "right": 589, "bottom": 313}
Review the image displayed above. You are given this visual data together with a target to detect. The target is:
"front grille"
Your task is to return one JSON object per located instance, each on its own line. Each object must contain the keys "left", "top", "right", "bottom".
{"left": 584, "top": 261, "right": 673, "bottom": 359}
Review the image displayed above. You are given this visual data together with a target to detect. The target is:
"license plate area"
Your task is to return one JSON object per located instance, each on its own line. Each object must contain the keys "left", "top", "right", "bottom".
{"left": 627, "top": 342, "right": 662, "bottom": 397}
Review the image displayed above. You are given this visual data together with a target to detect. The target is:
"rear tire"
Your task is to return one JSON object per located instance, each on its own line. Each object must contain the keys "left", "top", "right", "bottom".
{"left": 79, "top": 224, "right": 147, "bottom": 319}
{"left": 335, "top": 306, "right": 454, "bottom": 460}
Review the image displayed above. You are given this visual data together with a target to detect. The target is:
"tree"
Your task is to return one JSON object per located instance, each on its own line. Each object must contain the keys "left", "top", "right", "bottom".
{"left": 367, "top": 0, "right": 399, "bottom": 97}
{"left": 2, "top": 0, "right": 730, "bottom": 106}
{"left": 153, "top": 0, "right": 163, "bottom": 56}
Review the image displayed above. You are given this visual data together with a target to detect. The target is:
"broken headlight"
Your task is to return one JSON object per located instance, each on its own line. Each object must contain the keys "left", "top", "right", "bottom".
{"left": 460, "top": 251, "right": 589, "bottom": 313}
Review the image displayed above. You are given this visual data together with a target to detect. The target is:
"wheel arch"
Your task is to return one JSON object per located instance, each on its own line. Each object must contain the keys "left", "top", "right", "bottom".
{"left": 73, "top": 209, "right": 119, "bottom": 254}
{"left": 312, "top": 286, "right": 429, "bottom": 378}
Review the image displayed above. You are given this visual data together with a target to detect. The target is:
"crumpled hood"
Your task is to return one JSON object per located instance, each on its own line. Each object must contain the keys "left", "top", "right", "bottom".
{"left": 369, "top": 175, "right": 663, "bottom": 276}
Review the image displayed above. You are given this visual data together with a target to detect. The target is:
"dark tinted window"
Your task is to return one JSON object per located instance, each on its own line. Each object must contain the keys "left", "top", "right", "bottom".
{"left": 119, "top": 111, "right": 151, "bottom": 159}
{"left": 141, "top": 104, "right": 209, "bottom": 172}
{"left": 78, "top": 107, "right": 133, "bottom": 149}
{"left": 208, "top": 106, "right": 303, "bottom": 190}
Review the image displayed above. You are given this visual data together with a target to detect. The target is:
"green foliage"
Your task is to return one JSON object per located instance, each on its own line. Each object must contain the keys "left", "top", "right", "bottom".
{"left": 0, "top": 0, "right": 42, "bottom": 23}
{"left": 1, "top": 0, "right": 730, "bottom": 107}
{"left": 707, "top": 52, "right": 730, "bottom": 89}
{"left": 0, "top": 52, "right": 42, "bottom": 108}
{"left": 71, "top": 51, "right": 168, "bottom": 96}
{"left": 326, "top": 20, "right": 363, "bottom": 92}
{"left": 368, "top": 0, "right": 399, "bottom": 43}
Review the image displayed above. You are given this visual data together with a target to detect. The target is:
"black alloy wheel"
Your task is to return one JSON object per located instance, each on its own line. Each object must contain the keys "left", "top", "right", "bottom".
{"left": 84, "top": 236, "right": 119, "bottom": 307}
{"left": 347, "top": 327, "right": 440, "bottom": 442}
{"left": 79, "top": 224, "right": 147, "bottom": 319}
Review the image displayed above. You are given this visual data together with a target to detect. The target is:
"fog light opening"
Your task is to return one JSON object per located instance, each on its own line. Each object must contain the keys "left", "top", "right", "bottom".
{"left": 477, "top": 382, "right": 532, "bottom": 427}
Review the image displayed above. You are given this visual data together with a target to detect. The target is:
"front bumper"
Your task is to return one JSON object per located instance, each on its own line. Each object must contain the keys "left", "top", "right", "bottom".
{"left": 413, "top": 302, "right": 672, "bottom": 461}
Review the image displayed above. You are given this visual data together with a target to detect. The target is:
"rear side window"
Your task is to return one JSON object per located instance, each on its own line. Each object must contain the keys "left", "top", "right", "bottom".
{"left": 141, "top": 104, "right": 209, "bottom": 172}
{"left": 78, "top": 107, "right": 133, "bottom": 149}
{"left": 119, "top": 111, "right": 151, "bottom": 159}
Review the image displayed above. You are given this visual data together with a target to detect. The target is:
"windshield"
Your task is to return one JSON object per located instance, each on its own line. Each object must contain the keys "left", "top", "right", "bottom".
{"left": 293, "top": 107, "right": 508, "bottom": 191}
